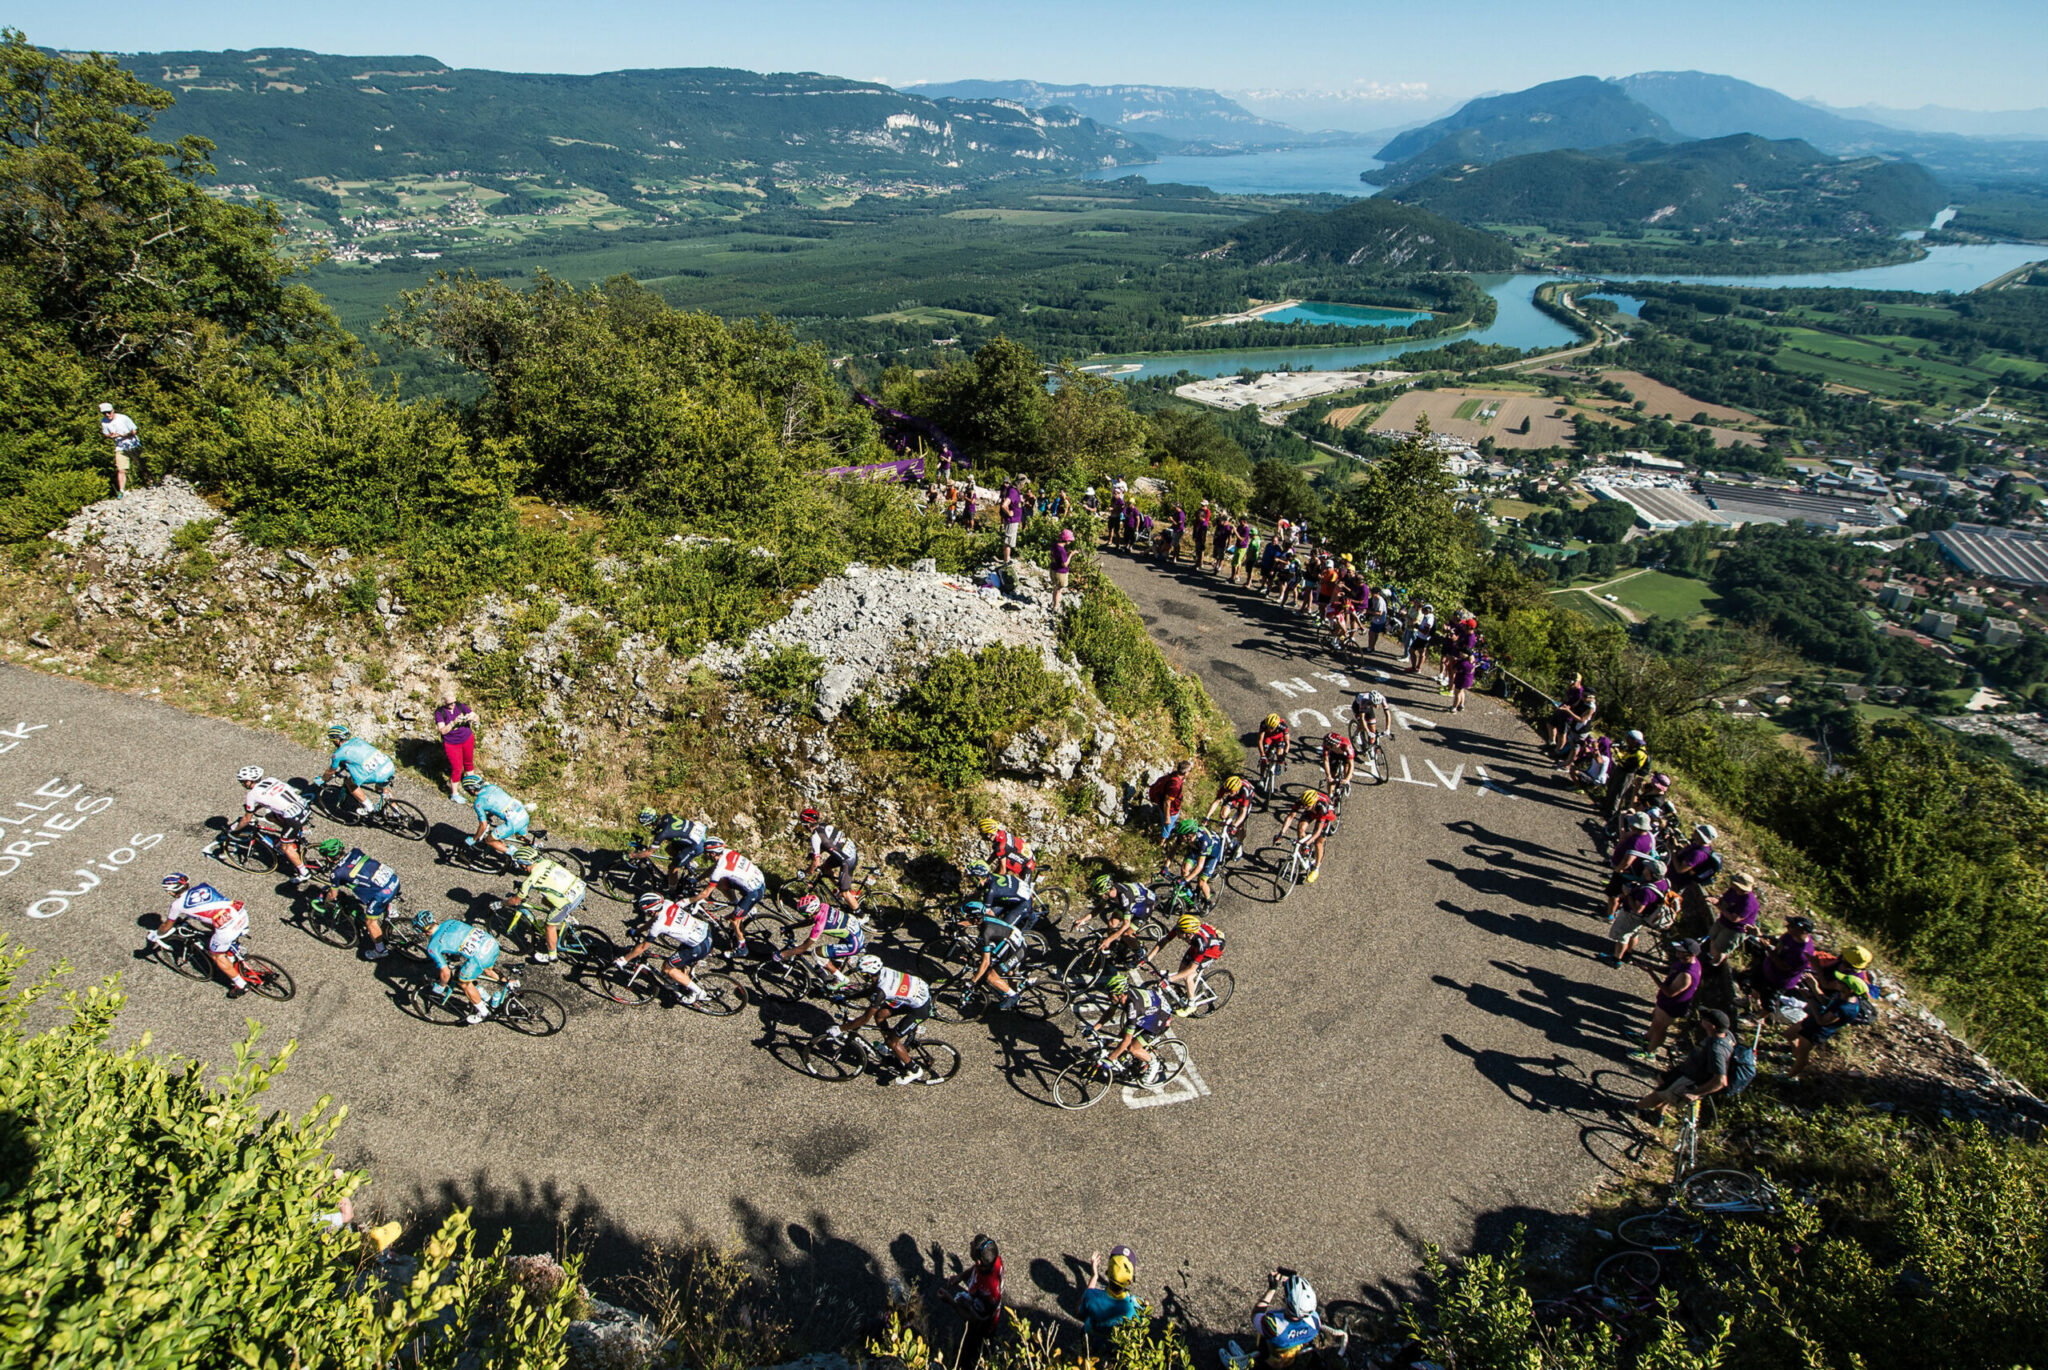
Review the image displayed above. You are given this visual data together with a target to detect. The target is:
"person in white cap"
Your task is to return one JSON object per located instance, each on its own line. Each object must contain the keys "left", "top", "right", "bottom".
{"left": 98, "top": 403, "right": 141, "bottom": 498}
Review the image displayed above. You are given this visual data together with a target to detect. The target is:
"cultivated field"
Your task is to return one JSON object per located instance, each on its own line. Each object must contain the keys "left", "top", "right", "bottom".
{"left": 1375, "top": 387, "right": 1576, "bottom": 448}
{"left": 1600, "top": 370, "right": 1763, "bottom": 426}
{"left": 1325, "top": 403, "right": 1375, "bottom": 429}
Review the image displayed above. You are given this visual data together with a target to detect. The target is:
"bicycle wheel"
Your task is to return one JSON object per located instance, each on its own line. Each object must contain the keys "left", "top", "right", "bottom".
{"left": 1149, "top": 1035, "right": 1189, "bottom": 1085}
{"left": 239, "top": 953, "right": 296, "bottom": 1001}
{"left": 1367, "top": 743, "right": 1388, "bottom": 784}
{"left": 221, "top": 834, "right": 277, "bottom": 874}
{"left": 301, "top": 898, "right": 359, "bottom": 949}
{"left": 537, "top": 846, "right": 584, "bottom": 880}
{"left": 317, "top": 785, "right": 359, "bottom": 827}
{"left": 798, "top": 1036, "right": 866, "bottom": 1082}
{"left": 1593, "top": 1250, "right": 1662, "bottom": 1301}
{"left": 1189, "top": 966, "right": 1235, "bottom": 1018}
{"left": 375, "top": 800, "right": 428, "bottom": 843}
{"left": 1053, "top": 1059, "right": 1110, "bottom": 1110}
{"left": 1062, "top": 946, "right": 1114, "bottom": 997}
{"left": 926, "top": 976, "right": 973, "bottom": 1024}
{"left": 1034, "top": 886, "right": 1074, "bottom": 928}
{"left": 599, "top": 961, "right": 660, "bottom": 1006}
{"left": 384, "top": 917, "right": 428, "bottom": 962}
{"left": 407, "top": 982, "right": 469, "bottom": 1026}
{"left": 1068, "top": 989, "right": 1113, "bottom": 1028}
{"left": 1618, "top": 1211, "right": 1702, "bottom": 1252}
{"left": 1681, "top": 1169, "right": 1774, "bottom": 1211}
{"left": 594, "top": 854, "right": 655, "bottom": 904}
{"left": 912, "top": 1038, "right": 962, "bottom": 1084}
{"left": 688, "top": 969, "right": 749, "bottom": 1017}
{"left": 155, "top": 936, "right": 213, "bottom": 981}
{"left": 499, "top": 988, "right": 566, "bottom": 1037}
{"left": 775, "top": 876, "right": 820, "bottom": 921}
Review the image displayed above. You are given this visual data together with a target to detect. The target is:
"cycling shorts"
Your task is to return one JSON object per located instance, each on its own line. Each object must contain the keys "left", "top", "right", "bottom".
{"left": 203, "top": 907, "right": 249, "bottom": 955}
{"left": 724, "top": 883, "right": 764, "bottom": 915}
{"left": 882, "top": 999, "right": 933, "bottom": 1035}
{"left": 1130, "top": 1010, "right": 1171, "bottom": 1040}
{"left": 1195, "top": 848, "right": 1222, "bottom": 879}
{"left": 538, "top": 887, "right": 584, "bottom": 925}
{"left": 665, "top": 938, "right": 713, "bottom": 969}
{"left": 821, "top": 930, "right": 866, "bottom": 961}
{"left": 349, "top": 880, "right": 399, "bottom": 918}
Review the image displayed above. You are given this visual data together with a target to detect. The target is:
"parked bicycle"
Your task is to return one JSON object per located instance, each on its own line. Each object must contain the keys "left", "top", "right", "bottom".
{"left": 147, "top": 919, "right": 295, "bottom": 1001}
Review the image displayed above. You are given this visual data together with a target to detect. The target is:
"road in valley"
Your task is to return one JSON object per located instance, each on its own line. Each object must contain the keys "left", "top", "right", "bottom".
{"left": 0, "top": 556, "right": 1653, "bottom": 1333}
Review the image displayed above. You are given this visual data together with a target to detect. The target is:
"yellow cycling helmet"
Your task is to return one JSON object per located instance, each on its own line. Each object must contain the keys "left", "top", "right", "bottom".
{"left": 1106, "top": 1251, "right": 1134, "bottom": 1292}
{"left": 1177, "top": 913, "right": 1202, "bottom": 935}
{"left": 1264, "top": 713, "right": 1282, "bottom": 729}
{"left": 1223, "top": 776, "right": 1244, "bottom": 794}
{"left": 978, "top": 818, "right": 1001, "bottom": 837}
{"left": 1842, "top": 945, "right": 1873, "bottom": 970}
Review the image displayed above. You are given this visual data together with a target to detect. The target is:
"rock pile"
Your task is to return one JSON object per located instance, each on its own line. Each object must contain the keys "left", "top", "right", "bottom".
{"left": 50, "top": 477, "right": 221, "bottom": 561}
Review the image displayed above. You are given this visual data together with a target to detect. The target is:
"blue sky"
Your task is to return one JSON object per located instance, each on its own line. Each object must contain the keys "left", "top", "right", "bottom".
{"left": 20, "top": 0, "right": 2048, "bottom": 111}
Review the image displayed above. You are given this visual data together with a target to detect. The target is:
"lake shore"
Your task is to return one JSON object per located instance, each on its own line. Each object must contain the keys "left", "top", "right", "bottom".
{"left": 1193, "top": 298, "right": 1302, "bottom": 327}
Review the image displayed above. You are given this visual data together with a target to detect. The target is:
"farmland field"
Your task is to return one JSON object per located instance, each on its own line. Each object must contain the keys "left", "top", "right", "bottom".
{"left": 1608, "top": 570, "right": 1719, "bottom": 622}
{"left": 1552, "top": 590, "right": 1629, "bottom": 625}
{"left": 1376, "top": 387, "right": 1576, "bottom": 448}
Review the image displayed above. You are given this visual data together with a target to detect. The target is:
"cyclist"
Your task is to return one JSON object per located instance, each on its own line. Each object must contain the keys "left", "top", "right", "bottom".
{"left": 1150, "top": 912, "right": 1225, "bottom": 1013}
{"left": 777, "top": 892, "right": 867, "bottom": 993}
{"left": 498, "top": 842, "right": 588, "bottom": 964}
{"left": 1203, "top": 776, "right": 1255, "bottom": 860}
{"left": 612, "top": 891, "right": 715, "bottom": 1005}
{"left": 636, "top": 807, "right": 712, "bottom": 894}
{"left": 691, "top": 840, "right": 770, "bottom": 956}
{"left": 420, "top": 911, "right": 514, "bottom": 1025}
{"left": 315, "top": 838, "right": 399, "bottom": 960}
{"left": 226, "top": 765, "right": 317, "bottom": 885}
{"left": 1275, "top": 789, "right": 1336, "bottom": 884}
{"left": 820, "top": 955, "right": 936, "bottom": 1085}
{"left": 320, "top": 723, "right": 397, "bottom": 818}
{"left": 1240, "top": 1271, "right": 1322, "bottom": 1370}
{"left": 1604, "top": 857, "right": 1672, "bottom": 967}
{"left": 148, "top": 872, "right": 252, "bottom": 995}
{"left": 1257, "top": 714, "right": 1291, "bottom": 782}
{"left": 1088, "top": 873, "right": 1158, "bottom": 955}
{"left": 958, "top": 886, "right": 1030, "bottom": 1012}
{"left": 460, "top": 771, "right": 531, "bottom": 862}
{"left": 1349, "top": 690, "right": 1392, "bottom": 746}
{"left": 798, "top": 807, "right": 860, "bottom": 899}
{"left": 979, "top": 817, "right": 1032, "bottom": 879}
{"left": 1170, "top": 816, "right": 1224, "bottom": 908}
{"left": 1320, "top": 730, "right": 1356, "bottom": 797}
{"left": 1101, "top": 973, "right": 1169, "bottom": 1086}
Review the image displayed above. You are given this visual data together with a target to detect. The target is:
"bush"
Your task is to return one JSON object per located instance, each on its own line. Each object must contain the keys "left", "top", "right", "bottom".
{"left": 880, "top": 645, "right": 1074, "bottom": 787}
{"left": 0, "top": 467, "right": 106, "bottom": 541}
{"left": 744, "top": 644, "right": 827, "bottom": 713}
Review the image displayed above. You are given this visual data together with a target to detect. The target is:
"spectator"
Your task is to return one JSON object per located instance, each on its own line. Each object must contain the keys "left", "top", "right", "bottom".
{"left": 1786, "top": 948, "right": 1878, "bottom": 1081}
{"left": 946, "top": 1234, "right": 1004, "bottom": 1370}
{"left": 97, "top": 402, "right": 142, "bottom": 498}
{"left": 1750, "top": 916, "right": 1818, "bottom": 1004}
{"left": 1631, "top": 939, "right": 1704, "bottom": 1060}
{"left": 1545, "top": 674, "right": 1586, "bottom": 754}
{"left": 1000, "top": 480, "right": 1025, "bottom": 565}
{"left": 1707, "top": 871, "right": 1761, "bottom": 963}
{"left": 963, "top": 486, "right": 979, "bottom": 531}
{"left": 1634, "top": 1008, "right": 1735, "bottom": 1124}
{"left": 1080, "top": 1245, "right": 1142, "bottom": 1342}
{"left": 1147, "top": 759, "right": 1194, "bottom": 844}
{"left": 435, "top": 687, "right": 479, "bottom": 802}
{"left": 1050, "top": 529, "right": 1076, "bottom": 613}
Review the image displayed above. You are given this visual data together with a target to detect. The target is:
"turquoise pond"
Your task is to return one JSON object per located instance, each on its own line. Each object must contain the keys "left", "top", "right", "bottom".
{"left": 1256, "top": 301, "right": 1432, "bottom": 327}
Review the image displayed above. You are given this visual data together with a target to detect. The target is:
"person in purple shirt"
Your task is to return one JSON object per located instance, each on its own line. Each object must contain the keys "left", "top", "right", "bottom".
{"left": 1604, "top": 811, "right": 1658, "bottom": 917}
{"left": 1604, "top": 858, "right": 1671, "bottom": 966}
{"left": 435, "top": 688, "right": 479, "bottom": 802}
{"left": 1192, "top": 504, "right": 1211, "bottom": 565}
{"left": 962, "top": 487, "right": 979, "bottom": 531}
{"left": 1050, "top": 528, "right": 1076, "bottom": 611}
{"left": 1170, "top": 504, "right": 1187, "bottom": 561}
{"left": 1632, "top": 938, "right": 1705, "bottom": 1059}
{"left": 1708, "top": 871, "right": 1763, "bottom": 963}
{"left": 1751, "top": 916, "right": 1818, "bottom": 999}
{"left": 1000, "top": 481, "right": 1025, "bottom": 564}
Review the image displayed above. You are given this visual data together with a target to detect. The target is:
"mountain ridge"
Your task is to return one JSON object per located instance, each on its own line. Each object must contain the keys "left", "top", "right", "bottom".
{"left": 1372, "top": 76, "right": 1676, "bottom": 184}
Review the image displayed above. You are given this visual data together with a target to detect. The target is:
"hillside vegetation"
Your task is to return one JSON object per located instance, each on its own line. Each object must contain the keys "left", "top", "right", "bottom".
{"left": 1373, "top": 75, "right": 1675, "bottom": 184}
{"left": 1203, "top": 196, "right": 1515, "bottom": 272}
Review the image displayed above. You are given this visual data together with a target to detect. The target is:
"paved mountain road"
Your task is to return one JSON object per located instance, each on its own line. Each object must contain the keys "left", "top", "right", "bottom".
{"left": 0, "top": 561, "right": 1647, "bottom": 1327}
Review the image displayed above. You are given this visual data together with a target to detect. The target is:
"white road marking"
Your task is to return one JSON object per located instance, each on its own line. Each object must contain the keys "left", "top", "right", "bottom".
{"left": 1393, "top": 755, "right": 1438, "bottom": 788}
{"left": 1476, "top": 765, "right": 1515, "bottom": 797}
{"left": 1123, "top": 1053, "right": 1212, "bottom": 1109}
{"left": 1393, "top": 708, "right": 1433, "bottom": 733}
{"left": 1425, "top": 759, "right": 1465, "bottom": 791}
{"left": 1267, "top": 677, "right": 1320, "bottom": 698}
{"left": 1289, "top": 708, "right": 1331, "bottom": 730}
{"left": 1310, "top": 671, "right": 1350, "bottom": 690}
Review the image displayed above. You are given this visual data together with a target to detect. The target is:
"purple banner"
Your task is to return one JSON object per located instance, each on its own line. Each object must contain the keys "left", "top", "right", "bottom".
{"left": 853, "top": 392, "right": 967, "bottom": 473}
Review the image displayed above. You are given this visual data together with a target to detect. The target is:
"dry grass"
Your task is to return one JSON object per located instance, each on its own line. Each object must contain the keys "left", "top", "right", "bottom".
{"left": 1374, "top": 388, "right": 1578, "bottom": 449}
{"left": 1325, "top": 403, "right": 1373, "bottom": 429}
{"left": 1601, "top": 370, "right": 1765, "bottom": 426}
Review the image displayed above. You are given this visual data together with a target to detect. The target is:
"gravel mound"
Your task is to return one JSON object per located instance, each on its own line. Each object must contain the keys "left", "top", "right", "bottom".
{"left": 51, "top": 477, "right": 221, "bottom": 560}
{"left": 703, "top": 558, "right": 1076, "bottom": 720}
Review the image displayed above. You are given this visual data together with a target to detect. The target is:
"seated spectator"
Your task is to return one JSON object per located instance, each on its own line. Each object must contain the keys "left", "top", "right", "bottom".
{"left": 1080, "top": 1245, "right": 1142, "bottom": 1341}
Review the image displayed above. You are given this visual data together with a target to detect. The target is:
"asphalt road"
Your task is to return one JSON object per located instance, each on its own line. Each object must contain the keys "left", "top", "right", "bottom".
{"left": 0, "top": 560, "right": 1652, "bottom": 1331}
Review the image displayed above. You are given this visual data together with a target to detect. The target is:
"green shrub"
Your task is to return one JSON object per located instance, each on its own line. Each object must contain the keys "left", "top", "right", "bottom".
{"left": 170, "top": 517, "right": 219, "bottom": 553}
{"left": 743, "top": 644, "right": 827, "bottom": 713}
{"left": 0, "top": 467, "right": 106, "bottom": 541}
{"left": 880, "top": 645, "right": 1074, "bottom": 787}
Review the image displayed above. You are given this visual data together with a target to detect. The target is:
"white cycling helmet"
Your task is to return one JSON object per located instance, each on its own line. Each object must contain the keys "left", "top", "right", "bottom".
{"left": 856, "top": 954, "right": 883, "bottom": 976}
{"left": 1281, "top": 1274, "right": 1317, "bottom": 1319}
{"left": 236, "top": 766, "right": 263, "bottom": 783}
{"left": 1695, "top": 824, "right": 1718, "bottom": 843}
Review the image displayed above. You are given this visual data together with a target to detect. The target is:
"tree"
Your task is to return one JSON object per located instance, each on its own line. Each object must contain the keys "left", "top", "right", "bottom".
{"left": 1324, "top": 420, "right": 1475, "bottom": 607}
{"left": 912, "top": 337, "right": 1052, "bottom": 474}
{"left": 1249, "top": 457, "right": 1319, "bottom": 523}
{"left": 1044, "top": 362, "right": 1144, "bottom": 473}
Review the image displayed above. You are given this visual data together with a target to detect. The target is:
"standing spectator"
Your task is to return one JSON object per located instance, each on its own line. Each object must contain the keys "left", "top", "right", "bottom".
{"left": 98, "top": 402, "right": 142, "bottom": 498}
{"left": 1147, "top": 759, "right": 1194, "bottom": 845}
{"left": 1707, "top": 871, "right": 1762, "bottom": 964}
{"left": 435, "top": 687, "right": 479, "bottom": 802}
{"left": 963, "top": 486, "right": 980, "bottom": 531}
{"left": 945, "top": 1234, "right": 1004, "bottom": 1370}
{"left": 1050, "top": 529, "right": 1076, "bottom": 612}
{"left": 1000, "top": 480, "right": 1025, "bottom": 565}
{"left": 1192, "top": 502, "right": 1211, "bottom": 566}
{"left": 1631, "top": 939, "right": 1704, "bottom": 1060}
{"left": 1080, "top": 1245, "right": 1142, "bottom": 1344}
{"left": 1545, "top": 674, "right": 1587, "bottom": 755}
{"left": 1170, "top": 503, "right": 1186, "bottom": 561}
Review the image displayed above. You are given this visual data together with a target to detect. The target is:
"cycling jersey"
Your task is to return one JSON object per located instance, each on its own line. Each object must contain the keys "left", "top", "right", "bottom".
{"left": 710, "top": 850, "right": 765, "bottom": 893}
{"left": 1184, "top": 827, "right": 1225, "bottom": 876}
{"left": 1181, "top": 921, "right": 1225, "bottom": 959}
{"left": 804, "top": 902, "right": 867, "bottom": 958}
{"left": 1352, "top": 691, "right": 1386, "bottom": 715}
{"left": 517, "top": 858, "right": 586, "bottom": 919}
{"left": 1122, "top": 986, "right": 1173, "bottom": 1039}
{"left": 332, "top": 848, "right": 400, "bottom": 914}
{"left": 810, "top": 824, "right": 858, "bottom": 863}
{"left": 990, "top": 831, "right": 1033, "bottom": 878}
{"left": 426, "top": 919, "right": 500, "bottom": 980}
{"left": 653, "top": 816, "right": 707, "bottom": 857}
{"left": 1295, "top": 791, "right": 1333, "bottom": 819}
{"left": 1107, "top": 881, "right": 1157, "bottom": 919}
{"left": 245, "top": 777, "right": 310, "bottom": 827}
{"left": 1218, "top": 791, "right": 1253, "bottom": 824}
{"left": 472, "top": 783, "right": 531, "bottom": 838}
{"left": 170, "top": 883, "right": 240, "bottom": 928}
{"left": 1255, "top": 1311, "right": 1322, "bottom": 1367}
{"left": 1258, "top": 726, "right": 1290, "bottom": 756}
{"left": 647, "top": 900, "right": 712, "bottom": 949}
{"left": 329, "top": 737, "right": 396, "bottom": 786}
{"left": 872, "top": 966, "right": 932, "bottom": 1012}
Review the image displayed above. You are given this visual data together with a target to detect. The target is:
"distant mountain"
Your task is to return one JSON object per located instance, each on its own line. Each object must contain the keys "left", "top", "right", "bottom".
{"left": 1817, "top": 102, "right": 2048, "bottom": 142}
{"left": 1372, "top": 77, "right": 1676, "bottom": 185}
{"left": 122, "top": 49, "right": 1142, "bottom": 199}
{"left": 1226, "top": 85, "right": 1462, "bottom": 136}
{"left": 1616, "top": 72, "right": 1895, "bottom": 152}
{"left": 1205, "top": 198, "right": 1514, "bottom": 273}
{"left": 904, "top": 79, "right": 1319, "bottom": 151}
{"left": 1391, "top": 134, "right": 1943, "bottom": 237}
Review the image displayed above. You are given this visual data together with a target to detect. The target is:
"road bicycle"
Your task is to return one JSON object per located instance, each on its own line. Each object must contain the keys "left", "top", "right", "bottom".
{"left": 407, "top": 970, "right": 567, "bottom": 1035}
{"left": 209, "top": 818, "right": 329, "bottom": 876}
{"left": 314, "top": 776, "right": 428, "bottom": 842}
{"left": 796, "top": 1019, "right": 961, "bottom": 1086}
{"left": 484, "top": 896, "right": 613, "bottom": 965}
{"left": 1052, "top": 1023, "right": 1189, "bottom": 1110}
{"left": 1533, "top": 1250, "right": 1663, "bottom": 1330}
{"left": 597, "top": 944, "right": 750, "bottom": 1015}
{"left": 437, "top": 826, "right": 584, "bottom": 879}
{"left": 928, "top": 956, "right": 1061, "bottom": 1022}
{"left": 1256, "top": 745, "right": 1289, "bottom": 807}
{"left": 148, "top": 919, "right": 295, "bottom": 1001}
{"left": 592, "top": 843, "right": 714, "bottom": 904}
{"left": 1275, "top": 831, "right": 1319, "bottom": 898}
{"left": 1617, "top": 1169, "right": 1780, "bottom": 1252}
{"left": 1346, "top": 720, "right": 1389, "bottom": 784}
{"left": 1154, "top": 959, "right": 1235, "bottom": 1019}
{"left": 754, "top": 924, "right": 867, "bottom": 1005}
{"left": 774, "top": 868, "right": 916, "bottom": 934}
{"left": 297, "top": 883, "right": 426, "bottom": 959}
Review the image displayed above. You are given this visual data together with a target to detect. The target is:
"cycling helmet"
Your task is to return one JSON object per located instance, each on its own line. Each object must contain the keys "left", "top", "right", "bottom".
{"left": 1281, "top": 1274, "right": 1317, "bottom": 1320}
{"left": 971, "top": 1233, "right": 999, "bottom": 1267}
{"left": 856, "top": 954, "right": 883, "bottom": 976}
{"left": 798, "top": 807, "right": 820, "bottom": 827}
{"left": 236, "top": 766, "right": 263, "bottom": 783}
{"left": 1695, "top": 824, "right": 1718, "bottom": 843}
{"left": 1640, "top": 858, "right": 1668, "bottom": 882}
{"left": 963, "top": 860, "right": 992, "bottom": 882}
{"left": 1626, "top": 730, "right": 1645, "bottom": 745}
{"left": 504, "top": 842, "right": 540, "bottom": 868}
{"left": 1786, "top": 916, "right": 1815, "bottom": 935}
{"left": 1106, "top": 1248, "right": 1135, "bottom": 1292}
{"left": 702, "top": 837, "right": 728, "bottom": 857}
{"left": 460, "top": 771, "right": 485, "bottom": 796}
{"left": 1264, "top": 713, "right": 1282, "bottom": 730}
{"left": 795, "top": 893, "right": 824, "bottom": 918}
{"left": 1843, "top": 945, "right": 1873, "bottom": 970}
{"left": 636, "top": 892, "right": 667, "bottom": 918}
{"left": 978, "top": 818, "right": 1001, "bottom": 837}
{"left": 636, "top": 807, "right": 658, "bottom": 828}
{"left": 1106, "top": 972, "right": 1131, "bottom": 994}
{"left": 1325, "top": 731, "right": 1345, "bottom": 746}
{"left": 326, "top": 722, "right": 351, "bottom": 742}
{"left": 411, "top": 909, "right": 437, "bottom": 931}
{"left": 1177, "top": 913, "right": 1202, "bottom": 936}
{"left": 1628, "top": 812, "right": 1653, "bottom": 833}
{"left": 162, "top": 872, "right": 190, "bottom": 893}
{"left": 318, "top": 837, "right": 346, "bottom": 859}
{"left": 1173, "top": 817, "right": 1199, "bottom": 838}
{"left": 1093, "top": 874, "right": 1115, "bottom": 894}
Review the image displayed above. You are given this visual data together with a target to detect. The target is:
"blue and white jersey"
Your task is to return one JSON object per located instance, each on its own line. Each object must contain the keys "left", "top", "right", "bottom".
{"left": 331, "top": 737, "right": 396, "bottom": 786}
{"left": 473, "top": 783, "right": 531, "bottom": 836}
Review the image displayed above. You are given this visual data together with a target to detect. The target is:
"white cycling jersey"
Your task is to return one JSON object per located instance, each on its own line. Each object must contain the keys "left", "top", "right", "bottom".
{"left": 244, "top": 777, "right": 309, "bottom": 824}
{"left": 648, "top": 901, "right": 711, "bottom": 947}
{"left": 810, "top": 825, "right": 857, "bottom": 861}
{"left": 171, "top": 884, "right": 241, "bottom": 927}
{"left": 710, "top": 850, "right": 765, "bottom": 893}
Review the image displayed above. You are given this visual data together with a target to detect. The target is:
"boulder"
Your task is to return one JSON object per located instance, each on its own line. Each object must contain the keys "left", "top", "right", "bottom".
{"left": 814, "top": 663, "right": 861, "bottom": 722}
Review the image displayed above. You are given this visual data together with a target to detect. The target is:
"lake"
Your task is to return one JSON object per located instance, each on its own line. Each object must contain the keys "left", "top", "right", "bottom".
{"left": 1083, "top": 144, "right": 1383, "bottom": 198}
{"left": 1255, "top": 301, "right": 1430, "bottom": 327}
{"left": 1616, "top": 241, "right": 2046, "bottom": 293}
